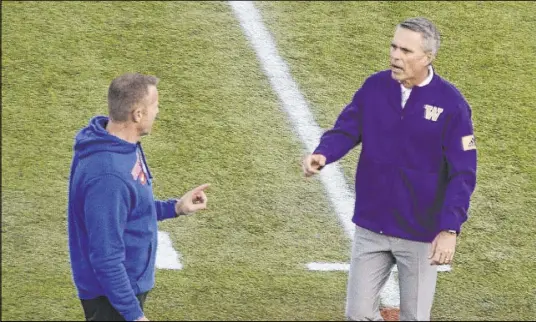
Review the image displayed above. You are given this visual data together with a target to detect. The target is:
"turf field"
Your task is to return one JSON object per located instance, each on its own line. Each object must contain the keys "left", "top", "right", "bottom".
{"left": 2, "top": 1, "right": 535, "bottom": 321}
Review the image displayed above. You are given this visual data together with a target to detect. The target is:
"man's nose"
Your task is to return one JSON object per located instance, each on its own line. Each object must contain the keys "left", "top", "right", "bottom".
{"left": 390, "top": 48, "right": 401, "bottom": 60}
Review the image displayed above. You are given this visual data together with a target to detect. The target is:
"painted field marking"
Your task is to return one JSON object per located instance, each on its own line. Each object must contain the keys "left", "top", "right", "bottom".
{"left": 306, "top": 262, "right": 453, "bottom": 273}
{"left": 155, "top": 230, "right": 183, "bottom": 270}
{"left": 229, "top": 0, "right": 451, "bottom": 309}
{"left": 228, "top": 1, "right": 355, "bottom": 238}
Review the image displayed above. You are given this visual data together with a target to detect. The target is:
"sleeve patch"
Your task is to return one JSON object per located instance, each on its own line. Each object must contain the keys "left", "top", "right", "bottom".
{"left": 462, "top": 135, "right": 476, "bottom": 151}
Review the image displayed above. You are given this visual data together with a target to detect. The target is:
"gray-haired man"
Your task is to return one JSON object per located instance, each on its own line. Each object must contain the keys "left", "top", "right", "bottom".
{"left": 303, "top": 17, "right": 477, "bottom": 320}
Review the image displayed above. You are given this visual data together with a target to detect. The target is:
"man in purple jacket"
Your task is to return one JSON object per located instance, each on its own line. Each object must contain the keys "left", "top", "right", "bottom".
{"left": 303, "top": 17, "right": 477, "bottom": 320}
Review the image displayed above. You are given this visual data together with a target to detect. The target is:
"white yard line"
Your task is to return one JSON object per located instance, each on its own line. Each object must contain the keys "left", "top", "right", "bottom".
{"left": 306, "top": 262, "right": 350, "bottom": 272}
{"left": 155, "top": 231, "right": 183, "bottom": 270}
{"left": 229, "top": 0, "right": 400, "bottom": 308}
{"left": 307, "top": 262, "right": 453, "bottom": 273}
{"left": 228, "top": 1, "right": 355, "bottom": 239}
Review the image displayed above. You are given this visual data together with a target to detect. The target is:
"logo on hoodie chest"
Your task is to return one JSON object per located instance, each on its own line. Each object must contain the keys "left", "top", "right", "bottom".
{"left": 131, "top": 154, "right": 148, "bottom": 185}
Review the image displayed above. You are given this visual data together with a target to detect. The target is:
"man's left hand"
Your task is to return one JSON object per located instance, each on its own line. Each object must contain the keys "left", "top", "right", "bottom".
{"left": 429, "top": 231, "right": 457, "bottom": 265}
{"left": 175, "top": 183, "right": 210, "bottom": 216}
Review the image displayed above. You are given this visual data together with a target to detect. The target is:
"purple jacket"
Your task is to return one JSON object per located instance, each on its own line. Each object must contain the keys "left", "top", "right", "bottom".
{"left": 314, "top": 69, "right": 477, "bottom": 242}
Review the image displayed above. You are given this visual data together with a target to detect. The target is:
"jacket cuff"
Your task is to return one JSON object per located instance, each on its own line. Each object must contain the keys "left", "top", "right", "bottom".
{"left": 438, "top": 207, "right": 461, "bottom": 234}
{"left": 163, "top": 199, "right": 179, "bottom": 219}
{"left": 312, "top": 148, "right": 333, "bottom": 165}
{"left": 123, "top": 307, "right": 144, "bottom": 321}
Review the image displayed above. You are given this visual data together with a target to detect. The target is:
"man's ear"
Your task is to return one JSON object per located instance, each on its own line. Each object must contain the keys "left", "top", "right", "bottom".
{"left": 132, "top": 107, "right": 143, "bottom": 123}
{"left": 427, "top": 52, "right": 435, "bottom": 65}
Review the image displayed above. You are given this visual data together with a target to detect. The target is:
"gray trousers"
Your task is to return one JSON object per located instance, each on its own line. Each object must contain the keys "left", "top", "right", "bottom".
{"left": 345, "top": 225, "right": 438, "bottom": 321}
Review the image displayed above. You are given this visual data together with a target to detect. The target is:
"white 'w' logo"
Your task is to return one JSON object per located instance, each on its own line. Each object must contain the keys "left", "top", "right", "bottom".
{"left": 424, "top": 105, "right": 444, "bottom": 121}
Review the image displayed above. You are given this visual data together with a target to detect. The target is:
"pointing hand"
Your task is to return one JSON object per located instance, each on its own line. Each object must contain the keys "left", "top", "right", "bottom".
{"left": 302, "top": 154, "right": 326, "bottom": 177}
{"left": 175, "top": 183, "right": 210, "bottom": 216}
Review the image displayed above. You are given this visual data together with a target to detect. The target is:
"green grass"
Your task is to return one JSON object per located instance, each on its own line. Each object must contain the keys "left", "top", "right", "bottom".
{"left": 2, "top": 1, "right": 536, "bottom": 321}
{"left": 2, "top": 2, "right": 348, "bottom": 321}
{"left": 257, "top": 1, "right": 536, "bottom": 320}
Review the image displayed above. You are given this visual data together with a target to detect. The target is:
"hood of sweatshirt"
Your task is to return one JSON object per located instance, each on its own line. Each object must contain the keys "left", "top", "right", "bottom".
{"left": 74, "top": 115, "right": 137, "bottom": 159}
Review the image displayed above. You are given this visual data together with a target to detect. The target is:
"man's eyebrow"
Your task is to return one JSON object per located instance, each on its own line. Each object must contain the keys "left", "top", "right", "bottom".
{"left": 391, "top": 43, "right": 413, "bottom": 53}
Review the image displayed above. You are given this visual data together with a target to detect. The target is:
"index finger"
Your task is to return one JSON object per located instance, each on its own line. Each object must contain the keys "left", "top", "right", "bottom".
{"left": 193, "top": 183, "right": 211, "bottom": 192}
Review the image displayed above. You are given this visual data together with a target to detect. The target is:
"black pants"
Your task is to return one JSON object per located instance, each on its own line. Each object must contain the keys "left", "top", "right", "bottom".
{"left": 80, "top": 292, "right": 149, "bottom": 321}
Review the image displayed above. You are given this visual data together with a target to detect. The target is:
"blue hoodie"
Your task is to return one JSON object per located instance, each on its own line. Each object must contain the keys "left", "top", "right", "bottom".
{"left": 68, "top": 116, "right": 177, "bottom": 321}
{"left": 314, "top": 70, "right": 477, "bottom": 242}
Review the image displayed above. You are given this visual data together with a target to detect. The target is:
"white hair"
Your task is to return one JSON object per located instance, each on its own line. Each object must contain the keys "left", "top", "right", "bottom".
{"left": 398, "top": 17, "right": 441, "bottom": 56}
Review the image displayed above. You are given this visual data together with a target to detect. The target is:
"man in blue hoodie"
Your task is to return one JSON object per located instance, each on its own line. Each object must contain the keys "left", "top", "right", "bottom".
{"left": 68, "top": 73, "right": 210, "bottom": 321}
{"left": 303, "top": 18, "right": 477, "bottom": 320}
